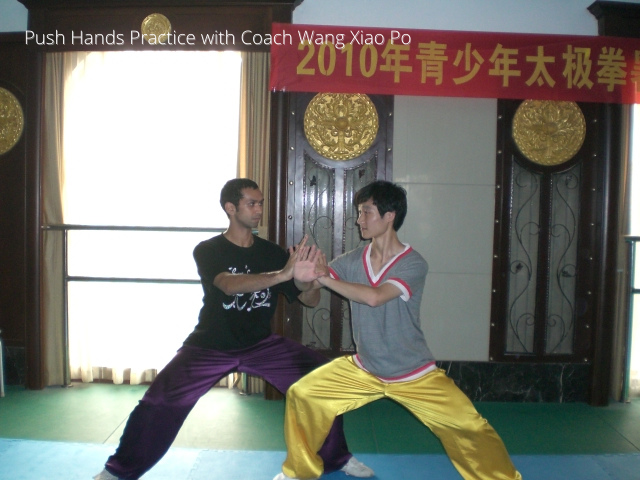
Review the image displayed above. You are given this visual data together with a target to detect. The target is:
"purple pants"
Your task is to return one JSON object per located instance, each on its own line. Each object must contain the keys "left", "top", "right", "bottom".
{"left": 104, "top": 334, "right": 351, "bottom": 479}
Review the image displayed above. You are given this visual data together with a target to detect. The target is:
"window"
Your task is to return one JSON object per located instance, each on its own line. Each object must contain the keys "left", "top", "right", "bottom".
{"left": 62, "top": 51, "right": 242, "bottom": 383}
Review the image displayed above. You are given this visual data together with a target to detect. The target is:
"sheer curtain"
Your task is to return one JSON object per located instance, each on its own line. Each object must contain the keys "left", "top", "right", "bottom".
{"left": 41, "top": 53, "right": 75, "bottom": 386}
{"left": 42, "top": 51, "right": 244, "bottom": 385}
{"left": 235, "top": 52, "right": 271, "bottom": 393}
{"left": 238, "top": 52, "right": 271, "bottom": 238}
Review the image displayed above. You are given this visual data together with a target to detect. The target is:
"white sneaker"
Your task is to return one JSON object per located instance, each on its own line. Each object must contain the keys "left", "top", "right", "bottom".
{"left": 340, "top": 456, "right": 375, "bottom": 477}
{"left": 93, "top": 469, "right": 120, "bottom": 480}
{"left": 273, "top": 473, "right": 298, "bottom": 480}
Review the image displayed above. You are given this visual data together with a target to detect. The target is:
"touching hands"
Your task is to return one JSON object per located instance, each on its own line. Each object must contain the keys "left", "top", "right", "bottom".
{"left": 291, "top": 236, "right": 323, "bottom": 284}
{"left": 283, "top": 235, "right": 332, "bottom": 289}
{"left": 314, "top": 251, "right": 330, "bottom": 284}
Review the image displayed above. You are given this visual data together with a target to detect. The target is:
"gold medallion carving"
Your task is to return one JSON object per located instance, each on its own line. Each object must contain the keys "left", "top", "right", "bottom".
{"left": 141, "top": 13, "right": 171, "bottom": 44}
{"left": 0, "top": 88, "right": 24, "bottom": 155}
{"left": 304, "top": 93, "right": 379, "bottom": 161}
{"left": 512, "top": 100, "right": 586, "bottom": 166}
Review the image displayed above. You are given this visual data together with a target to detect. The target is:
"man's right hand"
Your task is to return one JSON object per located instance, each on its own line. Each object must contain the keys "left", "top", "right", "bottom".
{"left": 293, "top": 243, "right": 323, "bottom": 284}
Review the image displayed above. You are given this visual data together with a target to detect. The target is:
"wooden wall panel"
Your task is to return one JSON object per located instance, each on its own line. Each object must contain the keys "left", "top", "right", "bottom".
{"left": 0, "top": 34, "right": 28, "bottom": 350}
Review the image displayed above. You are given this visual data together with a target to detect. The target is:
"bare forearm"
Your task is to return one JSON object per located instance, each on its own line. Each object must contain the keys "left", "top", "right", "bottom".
{"left": 298, "top": 286, "right": 321, "bottom": 307}
{"left": 294, "top": 277, "right": 323, "bottom": 292}
{"left": 318, "top": 276, "right": 399, "bottom": 307}
{"left": 295, "top": 276, "right": 322, "bottom": 307}
{"left": 215, "top": 270, "right": 290, "bottom": 296}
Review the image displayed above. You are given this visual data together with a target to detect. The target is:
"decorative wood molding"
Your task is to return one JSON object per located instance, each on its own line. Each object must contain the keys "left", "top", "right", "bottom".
{"left": 586, "top": 0, "right": 639, "bottom": 406}
{"left": 0, "top": 87, "right": 25, "bottom": 156}
{"left": 588, "top": 0, "right": 640, "bottom": 38}
{"left": 511, "top": 100, "right": 586, "bottom": 167}
{"left": 303, "top": 93, "right": 379, "bottom": 161}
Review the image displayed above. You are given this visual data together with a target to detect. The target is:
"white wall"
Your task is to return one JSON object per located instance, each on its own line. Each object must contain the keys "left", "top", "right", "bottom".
{"left": 393, "top": 96, "right": 497, "bottom": 360}
{"left": 293, "top": 0, "right": 601, "bottom": 35}
{"left": 4, "top": 0, "right": 640, "bottom": 35}
{"left": 0, "top": 0, "right": 27, "bottom": 31}
{"left": 293, "top": 0, "right": 628, "bottom": 360}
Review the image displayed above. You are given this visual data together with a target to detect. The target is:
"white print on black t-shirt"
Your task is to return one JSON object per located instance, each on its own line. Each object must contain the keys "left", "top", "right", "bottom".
{"left": 222, "top": 265, "right": 272, "bottom": 312}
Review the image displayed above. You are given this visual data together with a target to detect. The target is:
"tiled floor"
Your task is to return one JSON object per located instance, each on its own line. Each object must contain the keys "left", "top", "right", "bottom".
{"left": 1, "top": 382, "right": 639, "bottom": 457}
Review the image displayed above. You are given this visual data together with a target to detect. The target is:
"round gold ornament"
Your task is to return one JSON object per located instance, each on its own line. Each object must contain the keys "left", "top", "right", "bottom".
{"left": 0, "top": 87, "right": 24, "bottom": 155}
{"left": 304, "top": 93, "right": 379, "bottom": 161}
{"left": 141, "top": 13, "right": 171, "bottom": 44}
{"left": 512, "top": 100, "right": 586, "bottom": 166}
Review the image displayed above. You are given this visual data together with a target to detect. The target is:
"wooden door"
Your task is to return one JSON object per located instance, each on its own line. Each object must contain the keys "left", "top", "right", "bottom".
{"left": 273, "top": 92, "right": 393, "bottom": 358}
{"left": 489, "top": 98, "right": 625, "bottom": 405}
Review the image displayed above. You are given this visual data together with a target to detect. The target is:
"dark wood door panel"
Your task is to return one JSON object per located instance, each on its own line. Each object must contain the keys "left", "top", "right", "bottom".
{"left": 0, "top": 34, "right": 28, "bottom": 348}
{"left": 273, "top": 92, "right": 393, "bottom": 358}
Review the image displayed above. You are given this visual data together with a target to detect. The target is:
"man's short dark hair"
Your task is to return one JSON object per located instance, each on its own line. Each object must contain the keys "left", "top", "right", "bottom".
{"left": 354, "top": 180, "right": 408, "bottom": 231}
{"left": 220, "top": 178, "right": 259, "bottom": 211}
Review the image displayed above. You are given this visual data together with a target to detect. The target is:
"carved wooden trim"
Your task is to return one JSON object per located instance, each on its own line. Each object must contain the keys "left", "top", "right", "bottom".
{"left": 585, "top": 0, "right": 638, "bottom": 405}
{"left": 588, "top": 1, "right": 640, "bottom": 38}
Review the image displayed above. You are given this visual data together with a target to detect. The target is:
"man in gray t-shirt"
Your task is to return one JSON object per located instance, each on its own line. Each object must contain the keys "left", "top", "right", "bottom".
{"left": 274, "top": 180, "right": 522, "bottom": 480}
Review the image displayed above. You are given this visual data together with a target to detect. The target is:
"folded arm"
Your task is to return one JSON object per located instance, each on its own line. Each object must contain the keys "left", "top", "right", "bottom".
{"left": 214, "top": 269, "right": 290, "bottom": 296}
{"left": 213, "top": 235, "right": 321, "bottom": 308}
{"left": 317, "top": 275, "right": 401, "bottom": 307}
{"left": 315, "top": 252, "right": 401, "bottom": 307}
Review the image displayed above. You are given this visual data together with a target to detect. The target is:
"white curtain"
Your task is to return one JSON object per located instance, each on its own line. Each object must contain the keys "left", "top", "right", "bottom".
{"left": 236, "top": 52, "right": 271, "bottom": 393}
{"left": 238, "top": 52, "right": 271, "bottom": 240}
{"left": 43, "top": 51, "right": 243, "bottom": 385}
{"left": 41, "top": 52, "right": 74, "bottom": 386}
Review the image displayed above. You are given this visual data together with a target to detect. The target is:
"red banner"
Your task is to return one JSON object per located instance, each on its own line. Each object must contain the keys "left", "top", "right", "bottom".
{"left": 269, "top": 23, "right": 640, "bottom": 104}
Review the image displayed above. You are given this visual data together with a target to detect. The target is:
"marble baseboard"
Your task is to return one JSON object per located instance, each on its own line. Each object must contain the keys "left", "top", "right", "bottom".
{"left": 1, "top": 347, "right": 589, "bottom": 402}
{"left": 438, "top": 361, "right": 589, "bottom": 403}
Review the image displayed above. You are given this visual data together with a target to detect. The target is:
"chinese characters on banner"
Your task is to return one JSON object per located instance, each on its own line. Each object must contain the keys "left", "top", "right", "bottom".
{"left": 269, "top": 23, "right": 640, "bottom": 104}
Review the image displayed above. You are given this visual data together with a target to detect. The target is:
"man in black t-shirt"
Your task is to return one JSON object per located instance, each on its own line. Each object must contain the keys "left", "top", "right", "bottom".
{"left": 93, "top": 179, "right": 373, "bottom": 480}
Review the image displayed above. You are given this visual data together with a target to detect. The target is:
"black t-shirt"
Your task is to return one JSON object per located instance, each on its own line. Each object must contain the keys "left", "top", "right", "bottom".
{"left": 183, "top": 234, "right": 300, "bottom": 350}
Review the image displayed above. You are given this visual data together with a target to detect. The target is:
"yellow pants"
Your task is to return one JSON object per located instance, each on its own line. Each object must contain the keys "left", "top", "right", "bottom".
{"left": 282, "top": 356, "right": 522, "bottom": 480}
